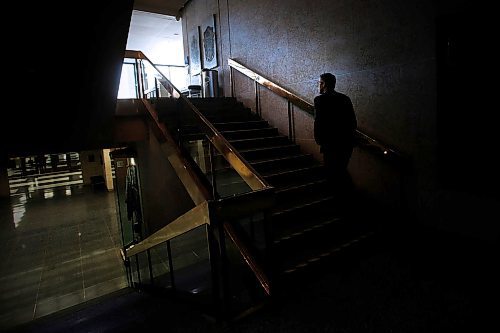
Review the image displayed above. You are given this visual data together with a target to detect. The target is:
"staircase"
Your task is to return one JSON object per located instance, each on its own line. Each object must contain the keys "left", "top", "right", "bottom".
{"left": 160, "top": 96, "right": 376, "bottom": 293}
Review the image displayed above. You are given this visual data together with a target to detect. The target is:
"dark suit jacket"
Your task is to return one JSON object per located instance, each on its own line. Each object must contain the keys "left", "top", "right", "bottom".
{"left": 314, "top": 91, "right": 357, "bottom": 153}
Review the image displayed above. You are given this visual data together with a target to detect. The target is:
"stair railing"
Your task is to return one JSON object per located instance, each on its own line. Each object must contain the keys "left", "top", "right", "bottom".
{"left": 228, "top": 58, "right": 405, "bottom": 163}
{"left": 117, "top": 51, "right": 276, "bottom": 320}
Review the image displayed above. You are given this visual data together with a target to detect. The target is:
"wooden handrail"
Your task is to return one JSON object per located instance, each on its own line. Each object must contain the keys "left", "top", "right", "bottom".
{"left": 126, "top": 201, "right": 210, "bottom": 257}
{"left": 228, "top": 58, "right": 406, "bottom": 163}
{"left": 224, "top": 222, "right": 271, "bottom": 295}
{"left": 228, "top": 59, "right": 314, "bottom": 114}
{"left": 125, "top": 50, "right": 272, "bottom": 191}
{"left": 141, "top": 98, "right": 212, "bottom": 204}
{"left": 122, "top": 51, "right": 275, "bottom": 297}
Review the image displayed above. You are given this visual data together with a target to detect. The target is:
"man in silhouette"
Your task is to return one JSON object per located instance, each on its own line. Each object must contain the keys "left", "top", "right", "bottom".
{"left": 314, "top": 73, "right": 357, "bottom": 194}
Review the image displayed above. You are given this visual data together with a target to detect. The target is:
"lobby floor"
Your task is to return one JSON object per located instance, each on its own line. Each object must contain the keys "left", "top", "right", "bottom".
{"left": 0, "top": 169, "right": 127, "bottom": 330}
{"left": 1, "top": 165, "right": 499, "bottom": 332}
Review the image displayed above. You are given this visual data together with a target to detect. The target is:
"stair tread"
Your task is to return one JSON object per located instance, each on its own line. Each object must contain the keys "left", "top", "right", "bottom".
{"left": 277, "top": 231, "right": 374, "bottom": 276}
{"left": 273, "top": 179, "right": 337, "bottom": 210}
{"left": 272, "top": 194, "right": 336, "bottom": 216}
{"left": 249, "top": 153, "right": 312, "bottom": 164}
{"left": 261, "top": 164, "right": 323, "bottom": 177}
{"left": 229, "top": 135, "right": 288, "bottom": 143}
{"left": 164, "top": 95, "right": 376, "bottom": 292}
{"left": 181, "top": 120, "right": 269, "bottom": 131}
{"left": 275, "top": 178, "right": 329, "bottom": 194}
{"left": 272, "top": 216, "right": 345, "bottom": 245}
{"left": 220, "top": 128, "right": 276, "bottom": 134}
{"left": 238, "top": 144, "right": 300, "bottom": 153}
{"left": 213, "top": 120, "right": 268, "bottom": 125}
{"left": 209, "top": 144, "right": 300, "bottom": 161}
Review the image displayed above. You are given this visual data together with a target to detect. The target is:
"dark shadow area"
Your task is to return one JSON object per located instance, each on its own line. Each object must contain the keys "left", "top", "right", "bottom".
{"left": 436, "top": 6, "right": 499, "bottom": 196}
{"left": 5, "top": 224, "right": 498, "bottom": 332}
{"left": 5, "top": 288, "right": 214, "bottom": 333}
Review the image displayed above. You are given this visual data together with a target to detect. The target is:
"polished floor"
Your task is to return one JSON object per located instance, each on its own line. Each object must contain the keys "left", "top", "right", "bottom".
{"left": 5, "top": 220, "right": 500, "bottom": 333}
{"left": 2, "top": 165, "right": 499, "bottom": 332}
{"left": 0, "top": 166, "right": 127, "bottom": 330}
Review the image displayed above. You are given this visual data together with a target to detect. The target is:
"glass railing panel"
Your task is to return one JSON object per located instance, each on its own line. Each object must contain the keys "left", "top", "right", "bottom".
{"left": 142, "top": 59, "right": 163, "bottom": 98}
{"left": 231, "top": 211, "right": 268, "bottom": 255}
{"left": 169, "top": 225, "right": 212, "bottom": 300}
{"left": 128, "top": 251, "right": 153, "bottom": 287}
{"left": 155, "top": 64, "right": 189, "bottom": 92}
{"left": 122, "top": 205, "right": 209, "bottom": 292}
{"left": 214, "top": 186, "right": 275, "bottom": 296}
{"left": 180, "top": 137, "right": 252, "bottom": 198}
{"left": 223, "top": 228, "right": 270, "bottom": 315}
{"left": 140, "top": 241, "right": 173, "bottom": 288}
{"left": 120, "top": 51, "right": 269, "bottom": 197}
{"left": 118, "top": 52, "right": 275, "bottom": 307}
{"left": 118, "top": 62, "right": 139, "bottom": 99}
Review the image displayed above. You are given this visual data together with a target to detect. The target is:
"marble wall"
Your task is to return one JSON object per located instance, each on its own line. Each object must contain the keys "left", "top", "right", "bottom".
{"left": 180, "top": 0, "right": 499, "bottom": 240}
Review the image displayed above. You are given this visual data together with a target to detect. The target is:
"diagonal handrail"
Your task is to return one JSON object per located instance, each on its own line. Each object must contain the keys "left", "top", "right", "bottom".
{"left": 127, "top": 50, "right": 272, "bottom": 191}
{"left": 122, "top": 96, "right": 274, "bottom": 287}
{"left": 228, "top": 58, "right": 406, "bottom": 163}
{"left": 229, "top": 58, "right": 314, "bottom": 114}
{"left": 118, "top": 97, "right": 213, "bottom": 257}
{"left": 126, "top": 201, "right": 210, "bottom": 257}
{"left": 122, "top": 51, "right": 274, "bottom": 296}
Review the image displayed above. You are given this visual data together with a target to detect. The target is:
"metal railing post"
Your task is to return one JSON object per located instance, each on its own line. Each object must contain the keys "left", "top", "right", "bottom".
{"left": 287, "top": 100, "right": 295, "bottom": 142}
{"left": 134, "top": 254, "right": 141, "bottom": 287}
{"left": 209, "top": 143, "right": 218, "bottom": 200}
{"left": 230, "top": 67, "right": 234, "bottom": 97}
{"left": 255, "top": 80, "right": 260, "bottom": 116}
{"left": 206, "top": 223, "right": 224, "bottom": 321}
{"left": 166, "top": 240, "right": 176, "bottom": 289}
{"left": 147, "top": 249, "right": 154, "bottom": 284}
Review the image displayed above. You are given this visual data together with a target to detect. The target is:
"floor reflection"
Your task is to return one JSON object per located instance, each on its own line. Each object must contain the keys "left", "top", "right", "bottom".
{"left": 0, "top": 170, "right": 126, "bottom": 330}
{"left": 12, "top": 193, "right": 27, "bottom": 228}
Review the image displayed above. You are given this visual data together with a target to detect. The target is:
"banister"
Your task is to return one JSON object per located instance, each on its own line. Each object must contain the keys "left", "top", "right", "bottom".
{"left": 125, "top": 50, "right": 272, "bottom": 192}
{"left": 125, "top": 201, "right": 210, "bottom": 257}
{"left": 121, "top": 51, "right": 276, "bottom": 298}
{"left": 224, "top": 222, "right": 271, "bottom": 296}
{"left": 140, "top": 98, "right": 212, "bottom": 204}
{"left": 228, "top": 59, "right": 314, "bottom": 114}
{"left": 228, "top": 58, "right": 405, "bottom": 163}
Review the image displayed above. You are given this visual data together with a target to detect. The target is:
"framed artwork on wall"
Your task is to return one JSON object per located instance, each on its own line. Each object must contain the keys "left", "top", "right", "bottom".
{"left": 188, "top": 26, "right": 202, "bottom": 75}
{"left": 201, "top": 14, "right": 218, "bottom": 69}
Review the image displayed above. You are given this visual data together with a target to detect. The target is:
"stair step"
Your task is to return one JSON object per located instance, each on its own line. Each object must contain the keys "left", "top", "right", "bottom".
{"left": 261, "top": 165, "right": 327, "bottom": 188}
{"left": 220, "top": 128, "right": 280, "bottom": 140}
{"left": 180, "top": 120, "right": 270, "bottom": 135}
{"left": 185, "top": 144, "right": 302, "bottom": 170}
{"left": 205, "top": 113, "right": 261, "bottom": 123}
{"left": 213, "top": 120, "right": 270, "bottom": 131}
{"left": 273, "top": 219, "right": 357, "bottom": 268}
{"left": 182, "top": 127, "right": 280, "bottom": 141}
{"left": 229, "top": 136, "right": 291, "bottom": 150}
{"left": 239, "top": 144, "right": 302, "bottom": 160}
{"left": 218, "top": 145, "right": 304, "bottom": 171}
{"left": 188, "top": 96, "right": 239, "bottom": 107}
{"left": 277, "top": 231, "right": 374, "bottom": 276}
{"left": 160, "top": 95, "right": 377, "bottom": 294}
{"left": 250, "top": 154, "right": 316, "bottom": 173}
{"left": 273, "top": 216, "right": 345, "bottom": 247}
{"left": 274, "top": 179, "right": 331, "bottom": 206}
{"left": 271, "top": 195, "right": 339, "bottom": 227}
{"left": 198, "top": 107, "right": 253, "bottom": 118}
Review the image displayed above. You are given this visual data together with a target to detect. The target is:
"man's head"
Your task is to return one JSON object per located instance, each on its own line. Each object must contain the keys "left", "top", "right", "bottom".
{"left": 319, "top": 73, "right": 336, "bottom": 94}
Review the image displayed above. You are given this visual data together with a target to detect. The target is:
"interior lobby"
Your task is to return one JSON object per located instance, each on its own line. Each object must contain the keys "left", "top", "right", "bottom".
{"left": 2, "top": 0, "right": 499, "bottom": 331}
